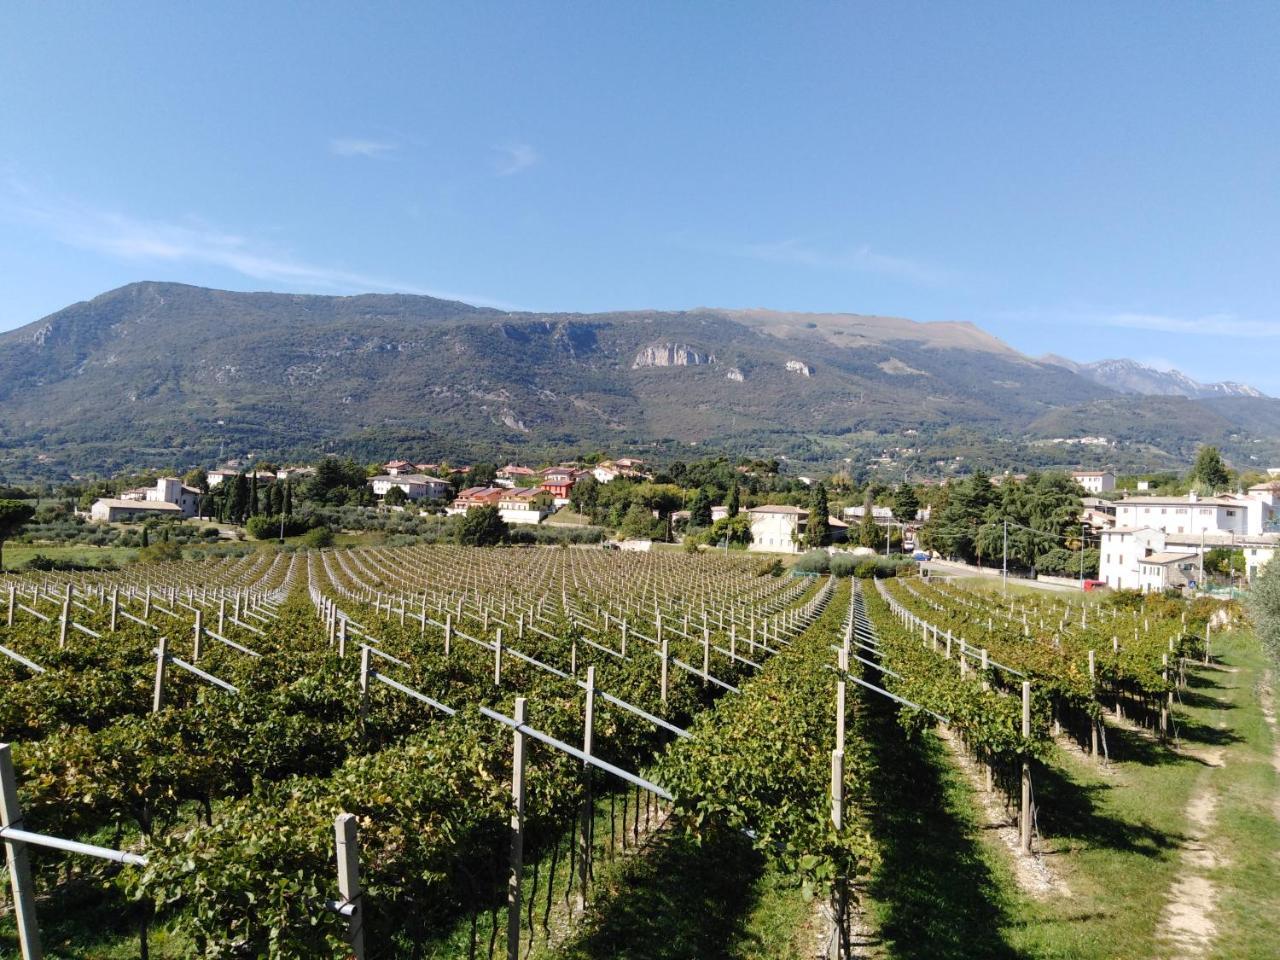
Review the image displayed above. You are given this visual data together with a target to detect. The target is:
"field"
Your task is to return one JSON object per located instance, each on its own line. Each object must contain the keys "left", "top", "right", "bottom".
{"left": 0, "top": 547, "right": 1276, "bottom": 959}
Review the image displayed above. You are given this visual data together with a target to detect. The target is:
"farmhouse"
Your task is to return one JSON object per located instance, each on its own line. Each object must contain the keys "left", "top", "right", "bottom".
{"left": 1136, "top": 552, "right": 1200, "bottom": 593}
{"left": 540, "top": 468, "right": 580, "bottom": 505}
{"left": 496, "top": 464, "right": 540, "bottom": 487}
{"left": 90, "top": 499, "right": 185, "bottom": 522}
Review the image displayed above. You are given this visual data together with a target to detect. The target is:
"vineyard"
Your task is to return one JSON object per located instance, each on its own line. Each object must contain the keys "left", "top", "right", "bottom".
{"left": 0, "top": 545, "right": 1272, "bottom": 960}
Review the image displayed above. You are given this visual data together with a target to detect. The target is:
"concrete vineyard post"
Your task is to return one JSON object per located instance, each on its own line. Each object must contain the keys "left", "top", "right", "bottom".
{"left": 494, "top": 628, "right": 503, "bottom": 686}
{"left": 507, "top": 698, "right": 528, "bottom": 960}
{"left": 579, "top": 667, "right": 595, "bottom": 912}
{"left": 830, "top": 749, "right": 844, "bottom": 831}
{"left": 1088, "top": 650, "right": 1098, "bottom": 758}
{"left": 1, "top": 743, "right": 42, "bottom": 960}
{"left": 1020, "top": 681, "right": 1032, "bottom": 853}
{"left": 445, "top": 614, "right": 453, "bottom": 657}
{"left": 58, "top": 584, "right": 71, "bottom": 649}
{"left": 152, "top": 636, "right": 169, "bottom": 714}
{"left": 109, "top": 588, "right": 118, "bottom": 633}
{"left": 193, "top": 610, "right": 203, "bottom": 662}
{"left": 6, "top": 584, "right": 14, "bottom": 627}
{"left": 359, "top": 645, "right": 371, "bottom": 718}
{"left": 334, "top": 813, "right": 365, "bottom": 960}
{"left": 660, "top": 636, "right": 669, "bottom": 705}
{"left": 338, "top": 617, "right": 347, "bottom": 659}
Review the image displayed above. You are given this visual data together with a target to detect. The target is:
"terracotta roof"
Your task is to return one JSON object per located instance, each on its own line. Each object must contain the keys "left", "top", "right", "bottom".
{"left": 93, "top": 498, "right": 183, "bottom": 512}
{"left": 748, "top": 505, "right": 808, "bottom": 515}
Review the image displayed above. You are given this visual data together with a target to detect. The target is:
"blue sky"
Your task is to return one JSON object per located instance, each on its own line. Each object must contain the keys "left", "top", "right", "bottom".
{"left": 3, "top": 3, "right": 1279, "bottom": 391}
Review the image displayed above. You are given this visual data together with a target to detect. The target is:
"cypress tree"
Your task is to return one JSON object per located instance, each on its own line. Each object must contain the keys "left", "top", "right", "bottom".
{"left": 807, "top": 482, "right": 831, "bottom": 548}
{"left": 283, "top": 481, "right": 293, "bottom": 517}
{"left": 250, "top": 474, "right": 260, "bottom": 517}
{"left": 141, "top": 526, "right": 150, "bottom": 548}
{"left": 726, "top": 481, "right": 740, "bottom": 518}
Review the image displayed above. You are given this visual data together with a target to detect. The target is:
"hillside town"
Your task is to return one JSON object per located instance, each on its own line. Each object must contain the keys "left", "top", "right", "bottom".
{"left": 16, "top": 445, "right": 1260, "bottom": 597}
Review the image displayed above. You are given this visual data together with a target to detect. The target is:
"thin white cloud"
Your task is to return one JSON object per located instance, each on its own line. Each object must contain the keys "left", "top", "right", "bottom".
{"left": 1094, "top": 311, "right": 1280, "bottom": 338}
{"left": 330, "top": 138, "right": 396, "bottom": 158}
{"left": 493, "top": 143, "right": 538, "bottom": 176}
{"left": 734, "top": 238, "right": 955, "bottom": 287}
{"left": 0, "top": 178, "right": 508, "bottom": 307}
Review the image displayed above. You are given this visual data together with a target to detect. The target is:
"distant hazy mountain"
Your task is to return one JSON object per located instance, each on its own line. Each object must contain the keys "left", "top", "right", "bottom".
{"left": 1041, "top": 355, "right": 1266, "bottom": 400}
{"left": 0, "top": 282, "right": 1276, "bottom": 479}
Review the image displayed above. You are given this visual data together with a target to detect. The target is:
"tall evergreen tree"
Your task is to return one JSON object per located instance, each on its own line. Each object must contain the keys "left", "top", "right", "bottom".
{"left": 726, "top": 481, "right": 740, "bottom": 518}
{"left": 807, "top": 483, "right": 831, "bottom": 548}
{"left": 250, "top": 474, "right": 260, "bottom": 517}
{"left": 1190, "top": 446, "right": 1230, "bottom": 492}
{"left": 228, "top": 474, "right": 250, "bottom": 524}
{"left": 689, "top": 487, "right": 714, "bottom": 528}
{"left": 283, "top": 481, "right": 293, "bottom": 517}
{"left": 892, "top": 483, "right": 920, "bottom": 524}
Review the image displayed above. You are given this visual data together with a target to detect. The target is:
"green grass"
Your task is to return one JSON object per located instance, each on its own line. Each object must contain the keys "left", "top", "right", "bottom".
{"left": 0, "top": 542, "right": 138, "bottom": 571}
{"left": 859, "top": 628, "right": 1279, "bottom": 960}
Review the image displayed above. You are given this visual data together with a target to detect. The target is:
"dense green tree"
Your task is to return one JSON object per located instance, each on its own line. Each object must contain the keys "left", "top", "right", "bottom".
{"left": 0, "top": 499, "right": 36, "bottom": 572}
{"left": 689, "top": 487, "right": 714, "bottom": 528}
{"left": 1249, "top": 558, "right": 1280, "bottom": 663}
{"left": 707, "top": 513, "right": 753, "bottom": 547}
{"left": 807, "top": 483, "right": 831, "bottom": 548}
{"left": 1190, "top": 446, "right": 1230, "bottom": 492}
{"left": 619, "top": 503, "right": 663, "bottom": 541}
{"left": 892, "top": 483, "right": 920, "bottom": 523}
{"left": 384, "top": 486, "right": 408, "bottom": 507}
{"left": 183, "top": 467, "right": 209, "bottom": 494}
{"left": 726, "top": 481, "right": 741, "bottom": 518}
{"left": 570, "top": 474, "right": 600, "bottom": 516}
{"left": 456, "top": 505, "right": 508, "bottom": 546}
{"left": 250, "top": 474, "right": 260, "bottom": 517}
{"left": 283, "top": 481, "right": 293, "bottom": 516}
{"left": 227, "top": 474, "right": 250, "bottom": 524}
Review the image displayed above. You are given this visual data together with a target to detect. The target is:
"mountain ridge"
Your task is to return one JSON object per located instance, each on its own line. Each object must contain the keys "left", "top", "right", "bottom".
{"left": 0, "top": 281, "right": 1276, "bottom": 480}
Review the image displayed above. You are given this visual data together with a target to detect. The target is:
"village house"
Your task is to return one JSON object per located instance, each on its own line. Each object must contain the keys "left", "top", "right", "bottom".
{"left": 747, "top": 505, "right": 807, "bottom": 553}
{"left": 368, "top": 473, "right": 452, "bottom": 502}
{"left": 382, "top": 459, "right": 415, "bottom": 476}
{"left": 498, "top": 488, "right": 552, "bottom": 525}
{"left": 90, "top": 498, "right": 186, "bottom": 523}
{"left": 1113, "top": 492, "right": 1258, "bottom": 537}
{"left": 447, "top": 486, "right": 506, "bottom": 515}
{"left": 276, "top": 466, "right": 317, "bottom": 482}
{"left": 540, "top": 468, "right": 579, "bottom": 505}
{"left": 206, "top": 469, "right": 237, "bottom": 488}
{"left": 496, "top": 464, "right": 540, "bottom": 488}
{"left": 1072, "top": 470, "right": 1116, "bottom": 494}
{"left": 1100, "top": 524, "right": 1278, "bottom": 591}
{"left": 1136, "top": 552, "right": 1201, "bottom": 593}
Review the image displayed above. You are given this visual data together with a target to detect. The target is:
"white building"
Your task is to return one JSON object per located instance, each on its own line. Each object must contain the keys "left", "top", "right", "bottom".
{"left": 369, "top": 474, "right": 452, "bottom": 501}
{"left": 748, "top": 505, "right": 807, "bottom": 554}
{"left": 1099, "top": 527, "right": 1168, "bottom": 590}
{"left": 1072, "top": 470, "right": 1116, "bottom": 494}
{"left": 1114, "top": 493, "right": 1251, "bottom": 537}
{"left": 1136, "top": 552, "right": 1200, "bottom": 593}
{"left": 148, "top": 477, "right": 202, "bottom": 517}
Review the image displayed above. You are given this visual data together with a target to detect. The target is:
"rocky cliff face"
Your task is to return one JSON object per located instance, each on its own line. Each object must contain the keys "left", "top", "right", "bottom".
{"left": 632, "top": 342, "right": 716, "bottom": 368}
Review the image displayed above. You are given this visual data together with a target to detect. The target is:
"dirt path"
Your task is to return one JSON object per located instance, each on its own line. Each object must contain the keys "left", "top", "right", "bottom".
{"left": 936, "top": 724, "right": 1066, "bottom": 898}
{"left": 1259, "top": 669, "right": 1280, "bottom": 821}
{"left": 1154, "top": 699, "right": 1229, "bottom": 959}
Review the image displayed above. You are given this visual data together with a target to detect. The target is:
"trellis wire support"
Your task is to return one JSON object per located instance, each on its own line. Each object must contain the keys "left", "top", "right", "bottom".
{"left": 1, "top": 742, "right": 42, "bottom": 960}
{"left": 332, "top": 813, "right": 366, "bottom": 960}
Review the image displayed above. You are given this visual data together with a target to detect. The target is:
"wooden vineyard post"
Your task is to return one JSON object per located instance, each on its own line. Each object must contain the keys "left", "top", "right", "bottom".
{"left": 660, "top": 636, "right": 669, "bottom": 705}
{"left": 192, "top": 610, "right": 203, "bottom": 662}
{"left": 334, "top": 813, "right": 366, "bottom": 960}
{"left": 152, "top": 637, "right": 169, "bottom": 714}
{"left": 1020, "top": 681, "right": 1033, "bottom": 854}
{"left": 507, "top": 697, "right": 528, "bottom": 960}
{"left": 1, "top": 743, "right": 43, "bottom": 960}
{"left": 578, "top": 667, "right": 596, "bottom": 913}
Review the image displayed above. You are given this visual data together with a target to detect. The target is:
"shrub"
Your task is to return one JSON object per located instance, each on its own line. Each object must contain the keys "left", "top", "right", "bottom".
{"left": 794, "top": 550, "right": 831, "bottom": 574}
{"left": 304, "top": 526, "right": 335, "bottom": 549}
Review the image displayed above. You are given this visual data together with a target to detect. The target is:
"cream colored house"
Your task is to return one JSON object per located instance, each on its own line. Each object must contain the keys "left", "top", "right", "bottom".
{"left": 369, "top": 474, "right": 452, "bottom": 501}
{"left": 1072, "top": 470, "right": 1116, "bottom": 494}
{"left": 748, "top": 505, "right": 807, "bottom": 554}
{"left": 499, "top": 488, "right": 552, "bottom": 525}
{"left": 90, "top": 499, "right": 184, "bottom": 523}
